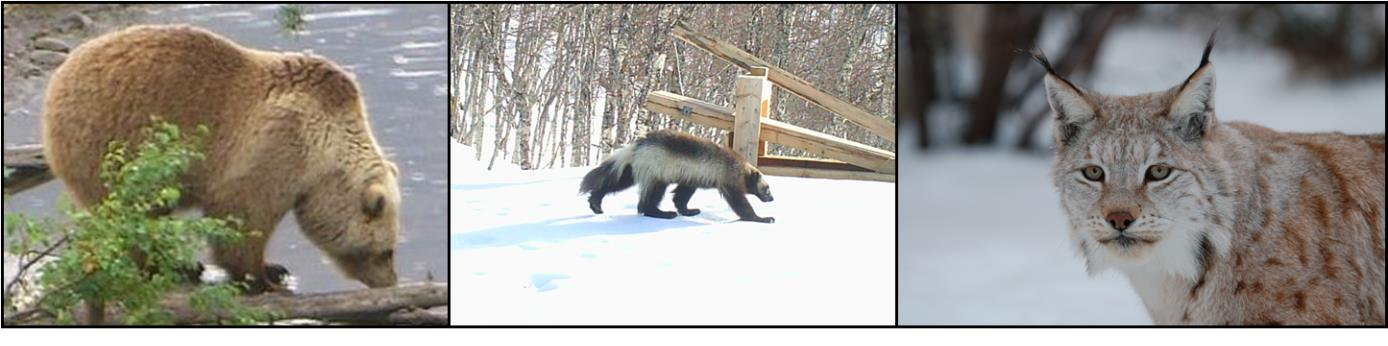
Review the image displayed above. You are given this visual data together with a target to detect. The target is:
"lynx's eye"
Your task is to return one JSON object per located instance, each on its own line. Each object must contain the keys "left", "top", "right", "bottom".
{"left": 1081, "top": 166, "right": 1105, "bottom": 182}
{"left": 1146, "top": 165, "right": 1172, "bottom": 182}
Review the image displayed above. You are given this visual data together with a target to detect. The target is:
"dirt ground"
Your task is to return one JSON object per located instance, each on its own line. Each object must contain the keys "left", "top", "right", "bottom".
{"left": 3, "top": 4, "right": 136, "bottom": 124}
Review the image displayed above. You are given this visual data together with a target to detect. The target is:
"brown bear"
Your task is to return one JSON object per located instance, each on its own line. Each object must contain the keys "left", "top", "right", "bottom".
{"left": 41, "top": 25, "right": 400, "bottom": 292}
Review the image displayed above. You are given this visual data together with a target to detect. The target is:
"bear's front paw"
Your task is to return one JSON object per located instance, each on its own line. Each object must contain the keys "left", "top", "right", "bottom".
{"left": 264, "top": 263, "right": 291, "bottom": 286}
{"left": 179, "top": 262, "right": 207, "bottom": 283}
{"left": 678, "top": 208, "right": 701, "bottom": 216}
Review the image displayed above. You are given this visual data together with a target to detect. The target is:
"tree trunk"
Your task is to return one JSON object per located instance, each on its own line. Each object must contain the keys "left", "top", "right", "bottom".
{"left": 1015, "top": 5, "right": 1134, "bottom": 150}
{"left": 903, "top": 5, "right": 939, "bottom": 149}
{"left": 963, "top": 5, "right": 1043, "bottom": 145}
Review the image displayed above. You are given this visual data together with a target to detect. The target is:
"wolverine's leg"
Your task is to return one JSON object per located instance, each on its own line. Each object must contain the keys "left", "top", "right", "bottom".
{"left": 672, "top": 185, "right": 701, "bottom": 216}
{"left": 638, "top": 181, "right": 676, "bottom": 219}
{"left": 720, "top": 187, "right": 775, "bottom": 223}
{"left": 588, "top": 191, "right": 606, "bottom": 214}
{"left": 589, "top": 166, "right": 635, "bottom": 214}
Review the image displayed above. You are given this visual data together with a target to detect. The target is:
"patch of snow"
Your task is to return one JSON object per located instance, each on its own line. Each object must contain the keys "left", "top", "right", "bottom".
{"left": 897, "top": 144, "right": 1151, "bottom": 325}
{"left": 450, "top": 165, "right": 895, "bottom": 325}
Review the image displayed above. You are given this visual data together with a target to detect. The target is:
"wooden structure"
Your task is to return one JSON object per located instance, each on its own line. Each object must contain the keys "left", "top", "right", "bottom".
{"left": 644, "top": 22, "right": 896, "bottom": 182}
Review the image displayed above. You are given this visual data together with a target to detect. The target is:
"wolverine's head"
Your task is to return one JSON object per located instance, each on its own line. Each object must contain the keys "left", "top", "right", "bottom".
{"left": 744, "top": 164, "right": 774, "bottom": 203}
{"left": 1037, "top": 33, "right": 1232, "bottom": 278}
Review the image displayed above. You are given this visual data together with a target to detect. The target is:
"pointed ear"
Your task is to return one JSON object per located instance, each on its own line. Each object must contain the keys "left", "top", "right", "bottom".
{"left": 1169, "top": 33, "right": 1217, "bottom": 142}
{"left": 1029, "top": 49, "right": 1095, "bottom": 147}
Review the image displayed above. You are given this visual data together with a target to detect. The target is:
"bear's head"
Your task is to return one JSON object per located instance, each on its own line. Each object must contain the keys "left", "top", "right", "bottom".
{"left": 274, "top": 53, "right": 402, "bottom": 288}
{"left": 296, "top": 161, "right": 402, "bottom": 288}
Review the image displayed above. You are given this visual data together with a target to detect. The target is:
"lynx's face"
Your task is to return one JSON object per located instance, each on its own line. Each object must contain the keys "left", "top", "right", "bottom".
{"left": 1036, "top": 42, "right": 1233, "bottom": 278}
{"left": 1053, "top": 103, "right": 1219, "bottom": 272}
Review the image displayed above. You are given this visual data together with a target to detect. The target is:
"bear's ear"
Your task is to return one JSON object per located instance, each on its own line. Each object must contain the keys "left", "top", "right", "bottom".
{"left": 363, "top": 184, "right": 390, "bottom": 219}
{"left": 1168, "top": 32, "right": 1217, "bottom": 142}
{"left": 1029, "top": 49, "right": 1096, "bottom": 147}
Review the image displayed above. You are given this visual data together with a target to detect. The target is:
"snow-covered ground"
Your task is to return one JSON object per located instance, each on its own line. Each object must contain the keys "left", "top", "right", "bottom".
{"left": 449, "top": 140, "right": 895, "bottom": 325}
{"left": 898, "top": 148, "right": 1152, "bottom": 325}
{"left": 899, "top": 25, "right": 1386, "bottom": 325}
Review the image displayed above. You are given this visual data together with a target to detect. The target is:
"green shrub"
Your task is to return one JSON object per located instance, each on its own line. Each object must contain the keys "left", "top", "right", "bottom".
{"left": 275, "top": 4, "right": 308, "bottom": 38}
{"left": 4, "top": 122, "right": 272, "bottom": 325}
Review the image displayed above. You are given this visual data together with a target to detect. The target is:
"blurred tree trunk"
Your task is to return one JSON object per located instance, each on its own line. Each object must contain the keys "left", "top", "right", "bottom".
{"left": 1016, "top": 5, "right": 1135, "bottom": 150}
{"left": 903, "top": 5, "right": 939, "bottom": 149}
{"left": 964, "top": 5, "right": 1042, "bottom": 145}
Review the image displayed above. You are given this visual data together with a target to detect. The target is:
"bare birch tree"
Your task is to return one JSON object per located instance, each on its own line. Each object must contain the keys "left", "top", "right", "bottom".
{"left": 449, "top": 4, "right": 896, "bottom": 170}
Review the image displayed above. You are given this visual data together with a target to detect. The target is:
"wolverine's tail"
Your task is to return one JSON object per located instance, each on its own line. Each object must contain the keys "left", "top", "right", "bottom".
{"left": 580, "top": 144, "right": 637, "bottom": 195}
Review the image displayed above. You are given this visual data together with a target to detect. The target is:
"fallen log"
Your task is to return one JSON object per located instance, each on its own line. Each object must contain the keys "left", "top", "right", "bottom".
{"left": 3, "top": 144, "right": 54, "bottom": 194}
{"left": 176, "top": 282, "right": 448, "bottom": 325}
{"left": 384, "top": 305, "right": 449, "bottom": 326}
{"left": 5, "top": 282, "right": 449, "bottom": 326}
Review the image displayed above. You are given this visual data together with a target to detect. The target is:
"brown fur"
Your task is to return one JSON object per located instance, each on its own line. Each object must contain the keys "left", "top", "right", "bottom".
{"left": 42, "top": 25, "right": 401, "bottom": 291}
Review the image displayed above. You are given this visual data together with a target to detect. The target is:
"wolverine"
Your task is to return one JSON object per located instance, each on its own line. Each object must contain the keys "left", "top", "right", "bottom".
{"left": 580, "top": 130, "right": 776, "bottom": 223}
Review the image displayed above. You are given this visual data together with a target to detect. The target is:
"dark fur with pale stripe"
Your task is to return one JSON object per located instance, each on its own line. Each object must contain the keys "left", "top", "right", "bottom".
{"left": 581, "top": 130, "right": 775, "bottom": 223}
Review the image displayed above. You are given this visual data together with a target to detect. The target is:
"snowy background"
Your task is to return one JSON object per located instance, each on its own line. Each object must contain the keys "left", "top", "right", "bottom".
{"left": 449, "top": 141, "right": 895, "bottom": 325}
{"left": 899, "top": 23, "right": 1386, "bottom": 325}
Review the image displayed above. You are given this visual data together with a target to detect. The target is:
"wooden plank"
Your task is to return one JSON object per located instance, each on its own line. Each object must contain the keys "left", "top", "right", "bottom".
{"left": 760, "top": 118, "right": 897, "bottom": 174}
{"left": 758, "top": 156, "right": 872, "bottom": 173}
{"left": 646, "top": 91, "right": 896, "bottom": 174}
{"left": 645, "top": 91, "right": 732, "bottom": 129}
{"left": 644, "top": 101, "right": 730, "bottom": 130}
{"left": 732, "top": 67, "right": 771, "bottom": 164}
{"left": 3, "top": 144, "right": 54, "bottom": 194}
{"left": 672, "top": 22, "right": 896, "bottom": 143}
{"left": 759, "top": 166, "right": 896, "bottom": 183}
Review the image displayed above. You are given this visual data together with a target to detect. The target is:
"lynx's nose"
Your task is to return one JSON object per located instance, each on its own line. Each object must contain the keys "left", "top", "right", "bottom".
{"left": 1106, "top": 211, "right": 1135, "bottom": 231}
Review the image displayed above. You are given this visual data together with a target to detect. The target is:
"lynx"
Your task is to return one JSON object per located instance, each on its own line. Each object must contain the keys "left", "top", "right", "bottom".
{"left": 1038, "top": 35, "right": 1385, "bottom": 325}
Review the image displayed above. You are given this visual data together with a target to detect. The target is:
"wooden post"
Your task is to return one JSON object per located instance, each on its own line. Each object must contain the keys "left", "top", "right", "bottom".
{"left": 672, "top": 22, "right": 896, "bottom": 143}
{"left": 732, "top": 67, "right": 771, "bottom": 165}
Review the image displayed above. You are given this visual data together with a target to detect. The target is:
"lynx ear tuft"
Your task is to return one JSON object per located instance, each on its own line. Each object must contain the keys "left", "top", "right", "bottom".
{"left": 1031, "top": 48, "right": 1095, "bottom": 146}
{"left": 1170, "top": 32, "right": 1217, "bottom": 142}
{"left": 1198, "top": 29, "right": 1216, "bottom": 68}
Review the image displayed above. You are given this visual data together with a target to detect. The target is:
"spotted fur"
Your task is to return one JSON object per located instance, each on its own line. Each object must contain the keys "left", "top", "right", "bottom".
{"left": 1041, "top": 35, "right": 1385, "bottom": 325}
